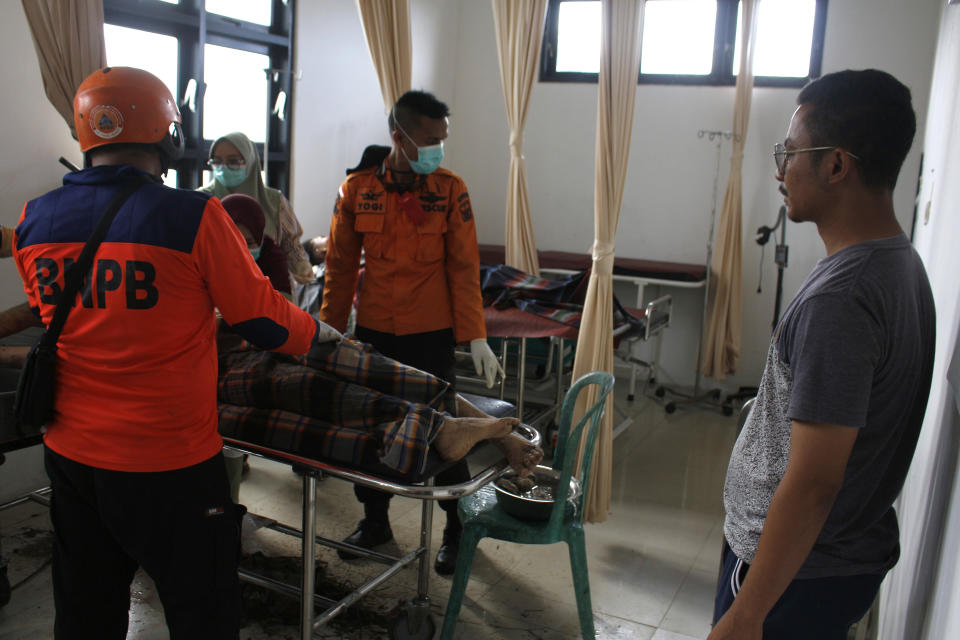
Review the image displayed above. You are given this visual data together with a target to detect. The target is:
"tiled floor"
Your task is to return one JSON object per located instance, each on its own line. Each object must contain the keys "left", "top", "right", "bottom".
{"left": 0, "top": 382, "right": 738, "bottom": 639}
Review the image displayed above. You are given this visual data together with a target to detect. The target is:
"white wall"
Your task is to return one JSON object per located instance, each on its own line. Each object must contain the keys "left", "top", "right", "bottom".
{"left": 878, "top": 3, "right": 960, "bottom": 638}
{"left": 437, "top": 0, "right": 942, "bottom": 390}
{"left": 0, "top": 6, "right": 80, "bottom": 502}
{"left": 289, "top": 0, "right": 461, "bottom": 240}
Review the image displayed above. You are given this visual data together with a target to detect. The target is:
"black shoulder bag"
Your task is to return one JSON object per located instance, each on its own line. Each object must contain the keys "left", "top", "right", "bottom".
{"left": 14, "top": 178, "right": 147, "bottom": 435}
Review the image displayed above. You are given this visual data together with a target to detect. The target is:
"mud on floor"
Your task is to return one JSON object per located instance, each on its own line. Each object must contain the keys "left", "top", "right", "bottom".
{"left": 239, "top": 552, "right": 392, "bottom": 637}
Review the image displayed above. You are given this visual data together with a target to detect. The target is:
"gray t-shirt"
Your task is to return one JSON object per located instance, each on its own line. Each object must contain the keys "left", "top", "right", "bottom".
{"left": 723, "top": 234, "right": 935, "bottom": 579}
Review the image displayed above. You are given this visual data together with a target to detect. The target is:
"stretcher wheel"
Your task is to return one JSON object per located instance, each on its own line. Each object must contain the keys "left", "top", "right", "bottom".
{"left": 654, "top": 387, "right": 666, "bottom": 398}
{"left": 665, "top": 402, "right": 676, "bottom": 414}
{"left": 388, "top": 610, "right": 436, "bottom": 640}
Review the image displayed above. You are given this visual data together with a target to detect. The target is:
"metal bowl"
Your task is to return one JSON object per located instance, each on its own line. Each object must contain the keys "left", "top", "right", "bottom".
{"left": 493, "top": 465, "right": 581, "bottom": 521}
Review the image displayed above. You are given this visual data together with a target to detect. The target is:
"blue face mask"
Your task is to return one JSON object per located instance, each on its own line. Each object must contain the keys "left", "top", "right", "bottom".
{"left": 214, "top": 165, "right": 247, "bottom": 188}
{"left": 397, "top": 124, "right": 444, "bottom": 175}
{"left": 249, "top": 246, "right": 262, "bottom": 261}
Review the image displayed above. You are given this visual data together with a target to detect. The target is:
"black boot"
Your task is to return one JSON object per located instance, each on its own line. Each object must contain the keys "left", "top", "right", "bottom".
{"left": 338, "top": 518, "right": 394, "bottom": 560}
{"left": 434, "top": 522, "right": 462, "bottom": 576}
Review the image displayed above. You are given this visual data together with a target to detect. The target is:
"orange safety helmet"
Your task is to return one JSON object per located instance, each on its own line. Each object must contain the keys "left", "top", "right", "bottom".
{"left": 73, "top": 66, "right": 184, "bottom": 168}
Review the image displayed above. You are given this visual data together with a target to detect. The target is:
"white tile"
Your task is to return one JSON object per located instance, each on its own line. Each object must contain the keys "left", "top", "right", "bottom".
{"left": 651, "top": 628, "right": 707, "bottom": 640}
{"left": 594, "top": 611, "right": 657, "bottom": 639}
{"left": 691, "top": 521, "right": 724, "bottom": 575}
{"left": 659, "top": 569, "right": 717, "bottom": 640}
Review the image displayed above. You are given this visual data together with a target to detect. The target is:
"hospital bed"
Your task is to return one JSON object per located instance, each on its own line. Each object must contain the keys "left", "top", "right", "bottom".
{"left": 460, "top": 293, "right": 671, "bottom": 445}
{"left": 470, "top": 247, "right": 702, "bottom": 422}
{"left": 222, "top": 407, "right": 539, "bottom": 640}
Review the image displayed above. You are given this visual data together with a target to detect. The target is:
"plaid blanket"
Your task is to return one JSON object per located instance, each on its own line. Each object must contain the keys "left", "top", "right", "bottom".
{"left": 217, "top": 338, "right": 456, "bottom": 476}
{"left": 481, "top": 264, "right": 643, "bottom": 330}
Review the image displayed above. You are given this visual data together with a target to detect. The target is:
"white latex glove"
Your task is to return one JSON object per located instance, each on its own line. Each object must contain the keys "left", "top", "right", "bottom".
{"left": 315, "top": 320, "right": 343, "bottom": 343}
{"left": 470, "top": 338, "right": 504, "bottom": 388}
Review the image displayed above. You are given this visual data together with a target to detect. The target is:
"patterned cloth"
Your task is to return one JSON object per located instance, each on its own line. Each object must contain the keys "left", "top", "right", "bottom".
{"left": 218, "top": 338, "right": 456, "bottom": 477}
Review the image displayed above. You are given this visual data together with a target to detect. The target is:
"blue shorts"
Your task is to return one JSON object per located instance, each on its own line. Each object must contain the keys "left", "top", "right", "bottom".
{"left": 713, "top": 540, "right": 884, "bottom": 640}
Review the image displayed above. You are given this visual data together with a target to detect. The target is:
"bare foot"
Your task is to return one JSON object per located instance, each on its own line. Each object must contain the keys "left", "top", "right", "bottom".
{"left": 493, "top": 431, "right": 543, "bottom": 478}
{"left": 434, "top": 416, "right": 518, "bottom": 461}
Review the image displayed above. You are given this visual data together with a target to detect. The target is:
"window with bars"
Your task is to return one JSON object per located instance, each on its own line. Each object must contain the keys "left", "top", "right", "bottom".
{"left": 102, "top": 0, "right": 295, "bottom": 192}
{"left": 541, "top": 0, "right": 828, "bottom": 87}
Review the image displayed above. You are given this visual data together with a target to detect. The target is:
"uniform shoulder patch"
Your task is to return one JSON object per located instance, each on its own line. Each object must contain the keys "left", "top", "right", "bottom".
{"left": 458, "top": 191, "right": 473, "bottom": 222}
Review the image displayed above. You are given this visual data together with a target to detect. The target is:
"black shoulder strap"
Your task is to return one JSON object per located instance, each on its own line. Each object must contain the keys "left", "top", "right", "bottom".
{"left": 40, "top": 177, "right": 148, "bottom": 346}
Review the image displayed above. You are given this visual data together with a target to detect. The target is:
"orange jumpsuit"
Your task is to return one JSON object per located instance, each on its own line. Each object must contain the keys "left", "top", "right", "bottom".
{"left": 321, "top": 164, "right": 485, "bottom": 344}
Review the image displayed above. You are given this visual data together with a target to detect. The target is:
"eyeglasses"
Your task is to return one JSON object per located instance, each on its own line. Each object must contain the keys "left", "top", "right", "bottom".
{"left": 207, "top": 158, "right": 246, "bottom": 170}
{"left": 773, "top": 143, "right": 861, "bottom": 174}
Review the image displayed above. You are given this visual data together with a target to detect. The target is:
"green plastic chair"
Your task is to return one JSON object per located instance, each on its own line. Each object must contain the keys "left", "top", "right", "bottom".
{"left": 440, "top": 370, "right": 615, "bottom": 640}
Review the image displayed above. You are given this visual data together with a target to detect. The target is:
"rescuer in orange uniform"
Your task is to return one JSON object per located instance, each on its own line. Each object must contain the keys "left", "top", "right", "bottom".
{"left": 321, "top": 90, "right": 501, "bottom": 575}
{"left": 13, "top": 67, "right": 336, "bottom": 638}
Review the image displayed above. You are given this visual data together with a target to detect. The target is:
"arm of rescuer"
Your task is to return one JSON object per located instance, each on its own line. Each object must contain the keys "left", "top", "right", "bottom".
{"left": 443, "top": 180, "right": 485, "bottom": 344}
{"left": 194, "top": 197, "right": 323, "bottom": 353}
{"left": 319, "top": 182, "right": 362, "bottom": 333}
{"left": 707, "top": 420, "right": 859, "bottom": 640}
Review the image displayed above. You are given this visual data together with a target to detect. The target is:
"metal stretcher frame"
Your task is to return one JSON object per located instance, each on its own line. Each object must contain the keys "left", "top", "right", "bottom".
{"left": 222, "top": 423, "right": 540, "bottom": 640}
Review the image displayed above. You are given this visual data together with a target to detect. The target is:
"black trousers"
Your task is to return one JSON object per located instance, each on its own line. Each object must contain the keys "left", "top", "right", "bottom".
{"left": 44, "top": 447, "right": 242, "bottom": 640}
{"left": 713, "top": 540, "right": 884, "bottom": 639}
{"left": 354, "top": 326, "right": 470, "bottom": 524}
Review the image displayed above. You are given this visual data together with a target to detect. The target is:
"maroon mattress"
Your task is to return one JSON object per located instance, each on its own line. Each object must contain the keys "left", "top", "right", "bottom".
{"left": 478, "top": 245, "right": 705, "bottom": 282}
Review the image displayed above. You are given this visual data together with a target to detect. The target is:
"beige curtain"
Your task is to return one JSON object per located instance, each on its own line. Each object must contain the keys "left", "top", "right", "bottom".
{"left": 21, "top": 0, "right": 107, "bottom": 139}
{"left": 492, "top": 0, "right": 546, "bottom": 276}
{"left": 570, "top": 0, "right": 643, "bottom": 523}
{"left": 701, "top": 0, "right": 759, "bottom": 379}
{"left": 356, "top": 0, "right": 412, "bottom": 112}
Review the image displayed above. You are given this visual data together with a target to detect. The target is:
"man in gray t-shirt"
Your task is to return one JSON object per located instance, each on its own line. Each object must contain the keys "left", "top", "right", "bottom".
{"left": 709, "top": 70, "right": 935, "bottom": 640}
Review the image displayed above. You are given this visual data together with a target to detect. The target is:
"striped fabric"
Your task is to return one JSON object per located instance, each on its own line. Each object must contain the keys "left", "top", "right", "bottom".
{"left": 217, "top": 337, "right": 456, "bottom": 476}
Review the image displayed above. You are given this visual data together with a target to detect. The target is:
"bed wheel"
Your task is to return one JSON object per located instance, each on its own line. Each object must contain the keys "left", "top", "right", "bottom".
{"left": 665, "top": 402, "right": 676, "bottom": 414}
{"left": 654, "top": 386, "right": 666, "bottom": 398}
{"left": 388, "top": 599, "right": 436, "bottom": 640}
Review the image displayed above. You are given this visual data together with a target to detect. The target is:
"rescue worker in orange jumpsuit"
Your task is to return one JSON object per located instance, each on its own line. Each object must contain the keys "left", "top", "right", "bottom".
{"left": 320, "top": 90, "right": 502, "bottom": 575}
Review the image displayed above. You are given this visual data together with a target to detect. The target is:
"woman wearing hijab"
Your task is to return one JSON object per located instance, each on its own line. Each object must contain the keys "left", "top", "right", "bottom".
{"left": 200, "top": 132, "right": 314, "bottom": 285}
{"left": 221, "top": 194, "right": 292, "bottom": 300}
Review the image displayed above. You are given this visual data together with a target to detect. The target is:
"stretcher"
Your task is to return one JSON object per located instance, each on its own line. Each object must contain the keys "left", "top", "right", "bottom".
{"left": 222, "top": 413, "right": 540, "bottom": 640}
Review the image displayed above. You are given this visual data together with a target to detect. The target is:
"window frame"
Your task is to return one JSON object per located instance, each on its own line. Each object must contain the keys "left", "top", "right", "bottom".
{"left": 102, "top": 0, "right": 295, "bottom": 193}
{"left": 539, "top": 0, "right": 828, "bottom": 88}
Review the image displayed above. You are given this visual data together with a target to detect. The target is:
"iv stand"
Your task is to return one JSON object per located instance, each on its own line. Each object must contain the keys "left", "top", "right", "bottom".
{"left": 654, "top": 129, "right": 736, "bottom": 416}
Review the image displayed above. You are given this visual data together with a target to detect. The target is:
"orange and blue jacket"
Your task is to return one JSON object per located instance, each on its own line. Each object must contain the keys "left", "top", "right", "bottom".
{"left": 13, "top": 165, "right": 317, "bottom": 472}
{"left": 320, "top": 165, "right": 485, "bottom": 344}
